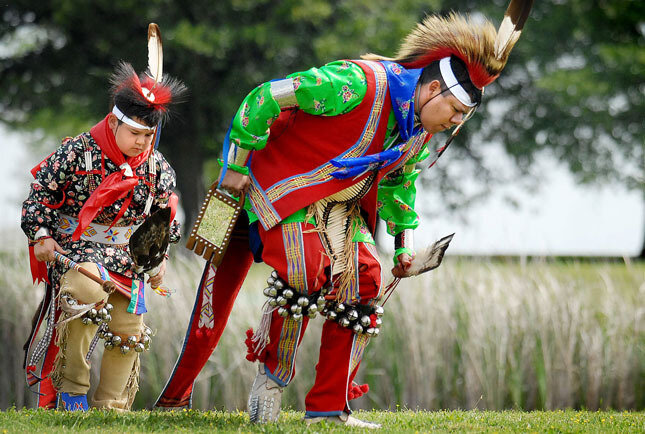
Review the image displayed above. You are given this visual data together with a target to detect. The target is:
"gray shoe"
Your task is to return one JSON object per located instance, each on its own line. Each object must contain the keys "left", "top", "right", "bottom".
{"left": 305, "top": 411, "right": 381, "bottom": 429}
{"left": 247, "top": 364, "right": 283, "bottom": 423}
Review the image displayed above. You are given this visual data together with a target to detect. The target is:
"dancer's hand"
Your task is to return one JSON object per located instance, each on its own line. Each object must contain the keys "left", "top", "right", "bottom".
{"left": 147, "top": 259, "right": 166, "bottom": 288}
{"left": 33, "top": 237, "right": 69, "bottom": 262}
{"left": 391, "top": 253, "right": 412, "bottom": 278}
{"left": 220, "top": 170, "right": 250, "bottom": 197}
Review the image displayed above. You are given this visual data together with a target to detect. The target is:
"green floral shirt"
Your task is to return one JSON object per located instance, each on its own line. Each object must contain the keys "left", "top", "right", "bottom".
{"left": 229, "top": 61, "right": 428, "bottom": 241}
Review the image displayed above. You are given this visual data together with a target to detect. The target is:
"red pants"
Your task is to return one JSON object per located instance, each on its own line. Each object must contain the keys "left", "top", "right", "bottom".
{"left": 258, "top": 221, "right": 382, "bottom": 416}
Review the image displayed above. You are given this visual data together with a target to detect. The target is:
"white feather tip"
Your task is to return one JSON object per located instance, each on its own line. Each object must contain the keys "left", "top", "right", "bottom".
{"left": 147, "top": 23, "right": 163, "bottom": 83}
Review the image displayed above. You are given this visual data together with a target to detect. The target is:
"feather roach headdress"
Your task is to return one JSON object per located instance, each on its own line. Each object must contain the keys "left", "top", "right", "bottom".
{"left": 364, "top": 0, "right": 533, "bottom": 90}
{"left": 110, "top": 24, "right": 186, "bottom": 128}
{"left": 363, "top": 0, "right": 533, "bottom": 168}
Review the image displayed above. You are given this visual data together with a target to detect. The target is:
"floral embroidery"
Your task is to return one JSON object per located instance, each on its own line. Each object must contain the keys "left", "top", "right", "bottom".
{"left": 241, "top": 103, "right": 250, "bottom": 127}
{"left": 315, "top": 77, "right": 322, "bottom": 86}
{"left": 313, "top": 98, "right": 327, "bottom": 113}
{"left": 403, "top": 180, "right": 412, "bottom": 190}
{"left": 396, "top": 98, "right": 411, "bottom": 120}
{"left": 292, "top": 75, "right": 302, "bottom": 90}
{"left": 338, "top": 84, "right": 358, "bottom": 103}
{"left": 337, "top": 61, "right": 351, "bottom": 70}
{"left": 387, "top": 220, "right": 396, "bottom": 233}
{"left": 256, "top": 95, "right": 265, "bottom": 107}
{"left": 390, "top": 64, "right": 402, "bottom": 75}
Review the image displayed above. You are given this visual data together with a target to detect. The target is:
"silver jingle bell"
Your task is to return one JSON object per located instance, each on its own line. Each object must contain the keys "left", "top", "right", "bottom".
{"left": 307, "top": 310, "right": 318, "bottom": 319}
{"left": 290, "top": 304, "right": 302, "bottom": 314}
{"left": 292, "top": 313, "right": 303, "bottom": 322}
{"left": 297, "top": 297, "right": 309, "bottom": 307}
{"left": 373, "top": 328, "right": 380, "bottom": 337}
{"left": 375, "top": 317, "right": 383, "bottom": 326}
{"left": 103, "top": 313, "right": 112, "bottom": 323}
{"left": 144, "top": 326, "right": 153, "bottom": 336}
{"left": 366, "top": 328, "right": 376, "bottom": 336}
{"left": 347, "top": 309, "right": 359, "bottom": 321}
{"left": 307, "top": 304, "right": 318, "bottom": 314}
{"left": 267, "top": 276, "right": 276, "bottom": 286}
{"left": 127, "top": 335, "right": 138, "bottom": 346}
{"left": 67, "top": 298, "right": 77, "bottom": 306}
{"left": 360, "top": 315, "right": 371, "bottom": 327}
{"left": 271, "top": 270, "right": 279, "bottom": 279}
{"left": 98, "top": 308, "right": 108, "bottom": 319}
{"left": 277, "top": 307, "right": 289, "bottom": 317}
{"left": 276, "top": 296, "right": 288, "bottom": 306}
{"left": 104, "top": 332, "right": 113, "bottom": 341}
{"left": 339, "top": 317, "right": 351, "bottom": 328}
{"left": 105, "top": 303, "right": 114, "bottom": 312}
{"left": 335, "top": 304, "right": 346, "bottom": 313}
{"left": 104, "top": 342, "right": 114, "bottom": 350}
{"left": 263, "top": 286, "right": 278, "bottom": 297}
{"left": 282, "top": 289, "right": 294, "bottom": 299}
{"left": 81, "top": 317, "right": 93, "bottom": 325}
{"left": 120, "top": 345, "right": 131, "bottom": 355}
{"left": 317, "top": 296, "right": 326, "bottom": 308}
{"left": 268, "top": 298, "right": 279, "bottom": 307}
{"left": 274, "top": 280, "right": 285, "bottom": 290}
{"left": 142, "top": 335, "right": 151, "bottom": 349}
{"left": 353, "top": 324, "right": 364, "bottom": 334}
{"left": 327, "top": 311, "right": 338, "bottom": 321}
{"left": 375, "top": 306, "right": 384, "bottom": 317}
{"left": 88, "top": 308, "right": 98, "bottom": 319}
{"left": 97, "top": 329, "right": 106, "bottom": 339}
{"left": 134, "top": 343, "right": 145, "bottom": 353}
{"left": 93, "top": 316, "right": 102, "bottom": 325}
{"left": 111, "top": 335, "right": 122, "bottom": 346}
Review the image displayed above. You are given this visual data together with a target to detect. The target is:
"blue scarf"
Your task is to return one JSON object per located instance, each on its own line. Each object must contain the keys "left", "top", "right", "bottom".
{"left": 330, "top": 61, "right": 423, "bottom": 179}
{"left": 382, "top": 61, "right": 423, "bottom": 141}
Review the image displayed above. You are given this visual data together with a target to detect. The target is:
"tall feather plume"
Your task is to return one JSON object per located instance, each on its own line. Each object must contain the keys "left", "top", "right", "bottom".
{"left": 147, "top": 23, "right": 163, "bottom": 86}
{"left": 362, "top": 0, "right": 534, "bottom": 89}
{"left": 494, "top": 0, "right": 534, "bottom": 60}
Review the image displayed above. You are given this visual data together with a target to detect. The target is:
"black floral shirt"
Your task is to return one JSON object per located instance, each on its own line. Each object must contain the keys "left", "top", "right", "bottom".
{"left": 21, "top": 132, "right": 180, "bottom": 282}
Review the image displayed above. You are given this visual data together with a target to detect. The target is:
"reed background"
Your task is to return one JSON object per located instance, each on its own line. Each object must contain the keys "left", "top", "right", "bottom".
{"left": 1, "top": 237, "right": 643, "bottom": 412}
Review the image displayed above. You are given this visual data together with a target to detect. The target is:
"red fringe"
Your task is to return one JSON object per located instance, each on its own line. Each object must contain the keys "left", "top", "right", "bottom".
{"left": 244, "top": 328, "right": 267, "bottom": 363}
{"left": 348, "top": 382, "right": 370, "bottom": 400}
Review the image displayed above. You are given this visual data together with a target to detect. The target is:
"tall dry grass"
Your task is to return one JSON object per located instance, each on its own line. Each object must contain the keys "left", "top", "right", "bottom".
{"left": 1, "top": 237, "right": 643, "bottom": 411}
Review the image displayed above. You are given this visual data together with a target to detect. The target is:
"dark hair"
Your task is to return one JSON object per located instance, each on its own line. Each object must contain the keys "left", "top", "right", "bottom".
{"left": 113, "top": 89, "right": 161, "bottom": 127}
{"left": 110, "top": 61, "right": 187, "bottom": 127}
{"left": 419, "top": 55, "right": 482, "bottom": 106}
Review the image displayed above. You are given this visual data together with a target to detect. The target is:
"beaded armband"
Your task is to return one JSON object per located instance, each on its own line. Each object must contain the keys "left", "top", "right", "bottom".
{"left": 394, "top": 229, "right": 415, "bottom": 265}
{"left": 217, "top": 158, "right": 249, "bottom": 176}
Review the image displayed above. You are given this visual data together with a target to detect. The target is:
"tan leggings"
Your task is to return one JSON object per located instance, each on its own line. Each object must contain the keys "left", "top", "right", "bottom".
{"left": 54, "top": 262, "right": 143, "bottom": 410}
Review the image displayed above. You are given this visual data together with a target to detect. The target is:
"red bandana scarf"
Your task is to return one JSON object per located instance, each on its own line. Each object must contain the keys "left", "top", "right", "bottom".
{"left": 72, "top": 114, "right": 152, "bottom": 240}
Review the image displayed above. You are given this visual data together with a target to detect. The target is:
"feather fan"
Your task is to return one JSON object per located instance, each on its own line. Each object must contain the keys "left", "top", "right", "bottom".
{"left": 402, "top": 233, "right": 454, "bottom": 277}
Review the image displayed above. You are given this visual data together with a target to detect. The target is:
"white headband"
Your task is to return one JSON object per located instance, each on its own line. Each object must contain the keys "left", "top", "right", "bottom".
{"left": 111, "top": 105, "right": 156, "bottom": 131}
{"left": 439, "top": 57, "right": 477, "bottom": 108}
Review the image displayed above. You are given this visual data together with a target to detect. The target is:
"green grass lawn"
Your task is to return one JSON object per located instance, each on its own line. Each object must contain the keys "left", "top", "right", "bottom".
{"left": 0, "top": 409, "right": 643, "bottom": 433}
